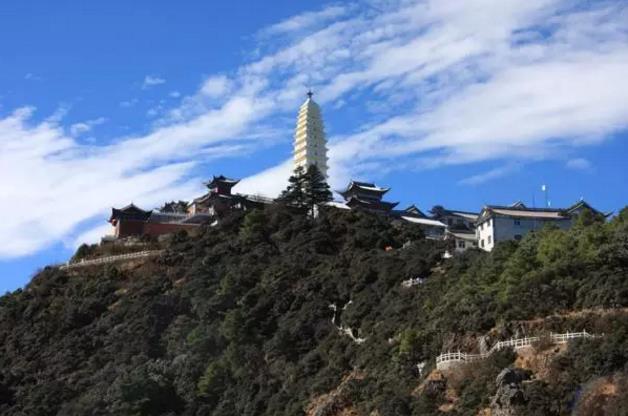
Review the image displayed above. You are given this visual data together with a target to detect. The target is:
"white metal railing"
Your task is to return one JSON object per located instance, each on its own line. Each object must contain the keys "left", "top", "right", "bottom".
{"left": 59, "top": 250, "right": 163, "bottom": 270}
{"left": 436, "top": 331, "right": 597, "bottom": 369}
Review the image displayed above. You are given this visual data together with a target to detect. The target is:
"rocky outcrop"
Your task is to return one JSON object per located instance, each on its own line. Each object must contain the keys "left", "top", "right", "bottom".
{"left": 490, "top": 368, "right": 531, "bottom": 416}
{"left": 306, "top": 370, "right": 364, "bottom": 416}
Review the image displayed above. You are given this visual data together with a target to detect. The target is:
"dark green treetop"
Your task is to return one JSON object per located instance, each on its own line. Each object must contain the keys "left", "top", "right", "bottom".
{"left": 160, "top": 200, "right": 189, "bottom": 213}
{"left": 303, "top": 164, "right": 332, "bottom": 216}
{"left": 277, "top": 165, "right": 331, "bottom": 216}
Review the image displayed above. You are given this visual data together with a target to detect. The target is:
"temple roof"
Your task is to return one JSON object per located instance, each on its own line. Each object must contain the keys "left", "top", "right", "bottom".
{"left": 192, "top": 192, "right": 235, "bottom": 205}
{"left": 478, "top": 205, "right": 568, "bottom": 222}
{"left": 477, "top": 200, "right": 610, "bottom": 223}
{"left": 205, "top": 175, "right": 240, "bottom": 188}
{"left": 403, "top": 204, "right": 427, "bottom": 218}
{"left": 338, "top": 180, "right": 390, "bottom": 197}
{"left": 108, "top": 204, "right": 151, "bottom": 223}
{"left": 445, "top": 229, "right": 478, "bottom": 241}
{"left": 566, "top": 200, "right": 611, "bottom": 217}
{"left": 345, "top": 196, "right": 398, "bottom": 210}
{"left": 431, "top": 206, "right": 479, "bottom": 222}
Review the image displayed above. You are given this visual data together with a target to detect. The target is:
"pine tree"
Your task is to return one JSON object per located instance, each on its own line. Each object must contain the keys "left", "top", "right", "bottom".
{"left": 303, "top": 165, "right": 332, "bottom": 216}
{"left": 160, "top": 200, "right": 189, "bottom": 213}
{"left": 277, "top": 165, "right": 331, "bottom": 216}
{"left": 277, "top": 166, "right": 307, "bottom": 208}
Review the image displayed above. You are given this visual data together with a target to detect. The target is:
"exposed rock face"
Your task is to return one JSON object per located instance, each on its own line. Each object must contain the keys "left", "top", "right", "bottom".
{"left": 306, "top": 370, "right": 364, "bottom": 416}
{"left": 423, "top": 377, "right": 447, "bottom": 397}
{"left": 490, "top": 368, "right": 531, "bottom": 416}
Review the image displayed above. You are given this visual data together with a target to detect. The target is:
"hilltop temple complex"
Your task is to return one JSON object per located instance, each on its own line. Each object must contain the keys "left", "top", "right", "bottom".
{"left": 107, "top": 91, "right": 609, "bottom": 252}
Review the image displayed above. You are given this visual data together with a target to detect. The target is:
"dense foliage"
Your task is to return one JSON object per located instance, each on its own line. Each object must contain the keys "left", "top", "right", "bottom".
{"left": 0, "top": 206, "right": 627, "bottom": 415}
{"left": 160, "top": 201, "right": 190, "bottom": 214}
{"left": 277, "top": 165, "right": 332, "bottom": 216}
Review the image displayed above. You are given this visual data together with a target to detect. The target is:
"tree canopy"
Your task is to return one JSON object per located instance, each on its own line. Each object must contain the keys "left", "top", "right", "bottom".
{"left": 1, "top": 205, "right": 627, "bottom": 415}
{"left": 160, "top": 200, "right": 189, "bottom": 213}
{"left": 278, "top": 165, "right": 332, "bottom": 215}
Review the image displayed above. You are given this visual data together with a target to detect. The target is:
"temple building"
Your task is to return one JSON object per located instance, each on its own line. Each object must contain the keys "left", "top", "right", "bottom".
{"left": 293, "top": 91, "right": 329, "bottom": 178}
{"left": 188, "top": 175, "right": 241, "bottom": 217}
{"left": 393, "top": 205, "right": 447, "bottom": 238}
{"left": 108, "top": 175, "right": 273, "bottom": 239}
{"left": 189, "top": 175, "right": 271, "bottom": 217}
{"left": 108, "top": 204, "right": 200, "bottom": 239}
{"left": 338, "top": 180, "right": 399, "bottom": 212}
{"left": 430, "top": 206, "right": 479, "bottom": 231}
{"left": 475, "top": 200, "right": 609, "bottom": 252}
{"left": 108, "top": 204, "right": 152, "bottom": 238}
{"left": 444, "top": 229, "right": 479, "bottom": 253}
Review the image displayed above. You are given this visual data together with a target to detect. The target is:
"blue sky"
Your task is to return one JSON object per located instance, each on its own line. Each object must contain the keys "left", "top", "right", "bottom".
{"left": 1, "top": 0, "right": 627, "bottom": 293}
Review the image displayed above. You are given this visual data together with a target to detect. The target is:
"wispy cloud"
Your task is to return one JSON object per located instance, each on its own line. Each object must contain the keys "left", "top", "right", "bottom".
{"left": 24, "top": 73, "right": 43, "bottom": 81}
{"left": 142, "top": 75, "right": 166, "bottom": 89}
{"left": 0, "top": 92, "right": 270, "bottom": 257}
{"left": 459, "top": 163, "right": 522, "bottom": 186}
{"left": 259, "top": 4, "right": 349, "bottom": 37}
{"left": 238, "top": 1, "right": 627, "bottom": 180}
{"left": 120, "top": 98, "right": 138, "bottom": 108}
{"left": 566, "top": 157, "right": 593, "bottom": 171}
{"left": 200, "top": 75, "right": 232, "bottom": 98}
{"left": 69, "top": 117, "right": 106, "bottom": 136}
{"left": 2, "top": 0, "right": 628, "bottom": 258}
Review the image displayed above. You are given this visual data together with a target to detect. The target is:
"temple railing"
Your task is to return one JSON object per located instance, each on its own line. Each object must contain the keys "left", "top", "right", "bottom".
{"left": 59, "top": 250, "right": 163, "bottom": 270}
{"left": 436, "top": 331, "right": 597, "bottom": 370}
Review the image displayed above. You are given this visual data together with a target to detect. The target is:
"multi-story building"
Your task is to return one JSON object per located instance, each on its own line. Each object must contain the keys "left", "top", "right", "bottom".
{"left": 475, "top": 201, "right": 607, "bottom": 252}
{"left": 430, "top": 205, "right": 479, "bottom": 231}
{"left": 445, "top": 230, "right": 479, "bottom": 253}
{"left": 293, "top": 91, "right": 329, "bottom": 178}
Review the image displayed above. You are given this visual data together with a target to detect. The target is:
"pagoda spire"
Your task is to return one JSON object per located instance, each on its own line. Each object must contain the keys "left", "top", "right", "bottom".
{"left": 293, "top": 90, "right": 329, "bottom": 179}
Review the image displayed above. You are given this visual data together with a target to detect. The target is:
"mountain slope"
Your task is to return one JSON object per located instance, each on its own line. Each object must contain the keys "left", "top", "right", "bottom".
{"left": 1, "top": 206, "right": 627, "bottom": 415}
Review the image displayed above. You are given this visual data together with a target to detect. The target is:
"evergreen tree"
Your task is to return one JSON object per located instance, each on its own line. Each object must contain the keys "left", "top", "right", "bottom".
{"left": 303, "top": 164, "right": 332, "bottom": 216}
{"left": 277, "top": 166, "right": 307, "bottom": 209}
{"left": 160, "top": 200, "right": 189, "bottom": 213}
{"left": 278, "top": 165, "right": 332, "bottom": 216}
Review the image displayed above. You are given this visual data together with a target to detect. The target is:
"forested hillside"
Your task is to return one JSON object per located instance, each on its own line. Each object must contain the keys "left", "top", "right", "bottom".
{"left": 1, "top": 206, "right": 627, "bottom": 415}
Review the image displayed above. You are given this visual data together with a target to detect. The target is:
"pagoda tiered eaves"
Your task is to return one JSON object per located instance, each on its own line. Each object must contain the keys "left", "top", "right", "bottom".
{"left": 293, "top": 92, "right": 329, "bottom": 178}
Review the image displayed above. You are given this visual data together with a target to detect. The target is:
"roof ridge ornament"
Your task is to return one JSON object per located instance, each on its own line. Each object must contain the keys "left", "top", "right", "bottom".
{"left": 306, "top": 89, "right": 313, "bottom": 99}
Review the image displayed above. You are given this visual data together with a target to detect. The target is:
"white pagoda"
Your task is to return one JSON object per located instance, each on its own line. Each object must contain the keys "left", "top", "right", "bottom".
{"left": 293, "top": 91, "right": 329, "bottom": 178}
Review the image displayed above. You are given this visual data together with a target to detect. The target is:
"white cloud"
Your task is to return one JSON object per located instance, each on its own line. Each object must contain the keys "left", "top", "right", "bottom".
{"left": 260, "top": 5, "right": 349, "bottom": 37}
{"left": 3, "top": 0, "right": 628, "bottom": 259}
{"left": 120, "top": 98, "right": 138, "bottom": 108}
{"left": 236, "top": 159, "right": 292, "bottom": 198}
{"left": 200, "top": 75, "right": 232, "bottom": 98}
{"left": 69, "top": 117, "right": 106, "bottom": 136}
{"left": 70, "top": 223, "right": 113, "bottom": 248}
{"left": 24, "top": 73, "right": 42, "bottom": 81}
{"left": 142, "top": 75, "right": 166, "bottom": 89}
{"left": 0, "top": 91, "right": 270, "bottom": 257}
{"left": 566, "top": 158, "right": 593, "bottom": 170}
{"left": 241, "top": 0, "right": 628, "bottom": 194}
{"left": 459, "top": 163, "right": 521, "bottom": 186}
